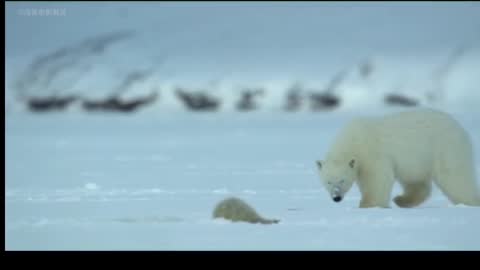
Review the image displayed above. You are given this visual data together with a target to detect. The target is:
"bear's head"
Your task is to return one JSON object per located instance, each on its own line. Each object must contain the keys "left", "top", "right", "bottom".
{"left": 315, "top": 159, "right": 357, "bottom": 203}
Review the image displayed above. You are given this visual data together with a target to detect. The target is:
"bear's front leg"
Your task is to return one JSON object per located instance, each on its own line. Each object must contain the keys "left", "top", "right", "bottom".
{"left": 357, "top": 167, "right": 395, "bottom": 208}
{"left": 359, "top": 195, "right": 390, "bottom": 208}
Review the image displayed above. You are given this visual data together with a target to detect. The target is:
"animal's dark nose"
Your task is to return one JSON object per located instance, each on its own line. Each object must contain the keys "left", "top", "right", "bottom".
{"left": 333, "top": 196, "right": 342, "bottom": 202}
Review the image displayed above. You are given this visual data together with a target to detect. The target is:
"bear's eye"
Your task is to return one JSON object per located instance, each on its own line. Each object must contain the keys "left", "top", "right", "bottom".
{"left": 340, "top": 179, "right": 345, "bottom": 184}
{"left": 328, "top": 182, "right": 332, "bottom": 185}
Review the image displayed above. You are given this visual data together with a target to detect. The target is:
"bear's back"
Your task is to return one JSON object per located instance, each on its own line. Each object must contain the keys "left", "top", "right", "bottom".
{"left": 377, "top": 109, "right": 465, "bottom": 139}
{"left": 376, "top": 109, "right": 469, "bottom": 176}
{"left": 326, "top": 109, "right": 468, "bottom": 167}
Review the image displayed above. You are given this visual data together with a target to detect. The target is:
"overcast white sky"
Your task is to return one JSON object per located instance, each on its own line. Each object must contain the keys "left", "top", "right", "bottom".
{"left": 6, "top": 2, "right": 480, "bottom": 55}
{"left": 5, "top": 2, "right": 480, "bottom": 103}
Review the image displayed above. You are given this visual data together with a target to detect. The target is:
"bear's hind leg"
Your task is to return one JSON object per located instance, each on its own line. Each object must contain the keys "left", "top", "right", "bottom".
{"left": 434, "top": 174, "right": 480, "bottom": 206}
{"left": 393, "top": 181, "right": 432, "bottom": 208}
{"left": 434, "top": 144, "right": 480, "bottom": 206}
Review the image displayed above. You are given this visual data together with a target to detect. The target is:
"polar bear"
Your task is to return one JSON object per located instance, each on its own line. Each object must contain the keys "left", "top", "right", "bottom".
{"left": 315, "top": 109, "right": 480, "bottom": 208}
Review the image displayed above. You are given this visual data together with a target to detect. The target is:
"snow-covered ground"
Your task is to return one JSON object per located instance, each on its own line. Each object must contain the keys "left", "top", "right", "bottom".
{"left": 5, "top": 2, "right": 480, "bottom": 250}
{"left": 5, "top": 109, "right": 480, "bottom": 250}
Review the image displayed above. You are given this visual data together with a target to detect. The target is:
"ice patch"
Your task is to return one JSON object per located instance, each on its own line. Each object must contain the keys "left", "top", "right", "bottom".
{"left": 56, "top": 197, "right": 82, "bottom": 202}
{"left": 32, "top": 218, "right": 49, "bottom": 227}
{"left": 54, "top": 139, "right": 71, "bottom": 148}
{"left": 449, "top": 204, "right": 475, "bottom": 208}
{"left": 112, "top": 216, "right": 184, "bottom": 224}
{"left": 24, "top": 195, "right": 48, "bottom": 202}
{"left": 85, "top": 183, "right": 100, "bottom": 190}
{"left": 212, "top": 218, "right": 231, "bottom": 225}
{"left": 232, "top": 130, "right": 248, "bottom": 137}
{"left": 212, "top": 188, "right": 230, "bottom": 194}
{"left": 186, "top": 164, "right": 199, "bottom": 170}
{"left": 116, "top": 156, "right": 137, "bottom": 162}
{"left": 149, "top": 154, "right": 172, "bottom": 162}
{"left": 231, "top": 170, "right": 250, "bottom": 175}
{"left": 80, "top": 171, "right": 103, "bottom": 178}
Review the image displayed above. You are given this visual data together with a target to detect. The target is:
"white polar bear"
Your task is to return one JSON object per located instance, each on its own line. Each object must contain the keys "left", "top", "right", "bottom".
{"left": 315, "top": 109, "right": 480, "bottom": 208}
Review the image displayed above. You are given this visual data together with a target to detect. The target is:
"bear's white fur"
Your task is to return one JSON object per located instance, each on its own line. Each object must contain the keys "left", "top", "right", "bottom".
{"left": 316, "top": 109, "right": 480, "bottom": 208}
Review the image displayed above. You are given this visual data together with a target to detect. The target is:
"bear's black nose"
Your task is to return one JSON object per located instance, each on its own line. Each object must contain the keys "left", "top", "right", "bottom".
{"left": 333, "top": 196, "right": 342, "bottom": 202}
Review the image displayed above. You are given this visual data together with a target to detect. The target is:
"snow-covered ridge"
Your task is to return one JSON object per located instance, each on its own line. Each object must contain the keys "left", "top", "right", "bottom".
{"left": 6, "top": 3, "right": 480, "bottom": 114}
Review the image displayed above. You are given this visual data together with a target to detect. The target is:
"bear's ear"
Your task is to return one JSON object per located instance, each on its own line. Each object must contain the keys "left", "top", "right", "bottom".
{"left": 316, "top": 160, "right": 322, "bottom": 170}
{"left": 349, "top": 159, "right": 355, "bottom": 169}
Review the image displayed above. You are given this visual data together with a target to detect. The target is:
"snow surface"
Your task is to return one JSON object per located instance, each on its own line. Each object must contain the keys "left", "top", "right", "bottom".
{"left": 5, "top": 2, "right": 480, "bottom": 250}
{"left": 5, "top": 109, "right": 480, "bottom": 250}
